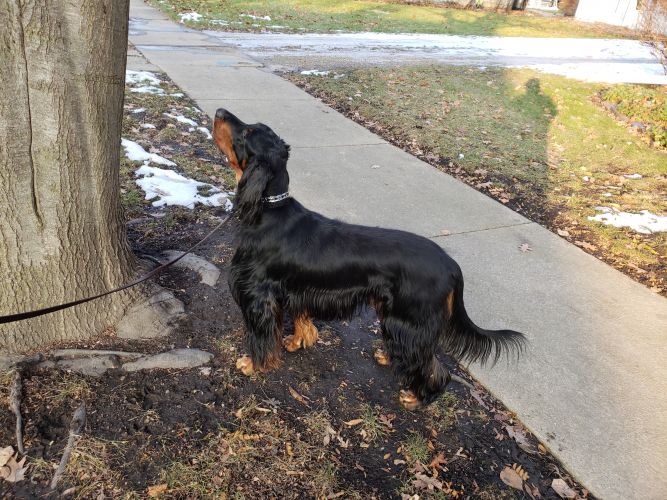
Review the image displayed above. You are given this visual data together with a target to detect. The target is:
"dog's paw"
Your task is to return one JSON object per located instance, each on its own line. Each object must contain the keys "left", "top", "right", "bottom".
{"left": 399, "top": 390, "right": 421, "bottom": 411}
{"left": 235, "top": 355, "right": 255, "bottom": 376}
{"left": 283, "top": 335, "right": 303, "bottom": 352}
{"left": 374, "top": 348, "right": 391, "bottom": 366}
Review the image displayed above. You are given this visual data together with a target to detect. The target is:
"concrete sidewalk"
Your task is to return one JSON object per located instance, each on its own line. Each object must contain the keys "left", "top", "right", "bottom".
{"left": 128, "top": 2, "right": 667, "bottom": 498}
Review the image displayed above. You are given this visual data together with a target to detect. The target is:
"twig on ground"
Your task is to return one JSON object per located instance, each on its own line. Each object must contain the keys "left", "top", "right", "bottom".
{"left": 9, "top": 370, "right": 24, "bottom": 454}
{"left": 50, "top": 401, "right": 86, "bottom": 491}
{"left": 450, "top": 374, "right": 474, "bottom": 390}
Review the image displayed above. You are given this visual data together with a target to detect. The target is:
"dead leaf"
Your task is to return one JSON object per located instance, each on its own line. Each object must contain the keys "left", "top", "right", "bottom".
{"left": 470, "top": 389, "right": 489, "bottom": 410}
{"left": 344, "top": 419, "right": 364, "bottom": 427}
{"left": 551, "top": 478, "right": 577, "bottom": 499}
{"left": 519, "top": 243, "right": 533, "bottom": 252}
{"left": 429, "top": 452, "right": 447, "bottom": 471}
{"left": 0, "top": 447, "right": 13, "bottom": 468}
{"left": 288, "top": 386, "right": 310, "bottom": 406}
{"left": 504, "top": 425, "right": 536, "bottom": 454}
{"left": 500, "top": 466, "right": 524, "bottom": 491}
{"left": 0, "top": 453, "right": 27, "bottom": 483}
{"left": 378, "top": 413, "right": 395, "bottom": 430}
{"left": 383, "top": 453, "right": 391, "bottom": 460}
{"left": 413, "top": 472, "right": 443, "bottom": 491}
{"left": 557, "top": 229, "right": 570, "bottom": 237}
{"left": 525, "top": 482, "right": 542, "bottom": 499}
{"left": 147, "top": 483, "right": 168, "bottom": 497}
{"left": 574, "top": 240, "right": 597, "bottom": 251}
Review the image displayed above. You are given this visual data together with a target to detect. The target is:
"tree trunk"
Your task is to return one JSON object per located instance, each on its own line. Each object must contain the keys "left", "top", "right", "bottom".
{"left": 0, "top": 0, "right": 148, "bottom": 351}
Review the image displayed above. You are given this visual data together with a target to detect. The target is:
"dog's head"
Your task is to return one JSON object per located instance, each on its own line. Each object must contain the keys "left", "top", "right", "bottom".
{"left": 213, "top": 108, "right": 290, "bottom": 224}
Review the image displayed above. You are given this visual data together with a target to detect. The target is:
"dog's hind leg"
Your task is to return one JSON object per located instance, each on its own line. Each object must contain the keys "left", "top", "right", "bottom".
{"left": 382, "top": 316, "right": 450, "bottom": 410}
{"left": 236, "top": 283, "right": 284, "bottom": 375}
{"left": 283, "top": 315, "right": 319, "bottom": 352}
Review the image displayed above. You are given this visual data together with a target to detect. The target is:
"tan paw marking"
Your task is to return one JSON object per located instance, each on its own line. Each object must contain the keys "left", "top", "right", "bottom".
{"left": 235, "top": 355, "right": 255, "bottom": 376}
{"left": 399, "top": 390, "right": 421, "bottom": 411}
{"left": 283, "top": 334, "right": 303, "bottom": 352}
{"left": 374, "top": 348, "right": 391, "bottom": 366}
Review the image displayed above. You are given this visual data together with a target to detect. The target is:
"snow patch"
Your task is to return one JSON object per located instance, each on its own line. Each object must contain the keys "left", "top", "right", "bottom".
{"left": 141, "top": 123, "right": 157, "bottom": 129}
{"left": 132, "top": 108, "right": 146, "bottom": 114}
{"left": 121, "top": 138, "right": 175, "bottom": 166}
{"left": 240, "top": 13, "right": 271, "bottom": 21}
{"left": 163, "top": 112, "right": 198, "bottom": 127}
{"left": 131, "top": 85, "right": 165, "bottom": 95}
{"left": 170, "top": 92, "right": 184, "bottom": 97}
{"left": 180, "top": 12, "right": 203, "bottom": 23}
{"left": 197, "top": 127, "right": 212, "bottom": 139}
{"left": 125, "top": 70, "right": 161, "bottom": 85}
{"left": 134, "top": 165, "right": 229, "bottom": 208}
{"left": 300, "top": 69, "right": 329, "bottom": 76}
{"left": 623, "top": 173, "right": 643, "bottom": 179}
{"left": 588, "top": 207, "right": 667, "bottom": 234}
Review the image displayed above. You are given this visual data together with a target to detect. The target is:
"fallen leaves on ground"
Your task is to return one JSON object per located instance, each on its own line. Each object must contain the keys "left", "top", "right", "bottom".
{"left": 500, "top": 464, "right": 527, "bottom": 490}
{"left": 504, "top": 423, "right": 537, "bottom": 454}
{"left": 551, "top": 478, "right": 578, "bottom": 498}
{"left": 0, "top": 446, "right": 27, "bottom": 483}
{"left": 288, "top": 386, "right": 310, "bottom": 406}
{"left": 344, "top": 418, "right": 364, "bottom": 426}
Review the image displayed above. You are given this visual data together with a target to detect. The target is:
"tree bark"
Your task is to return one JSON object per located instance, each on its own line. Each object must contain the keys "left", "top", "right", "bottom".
{"left": 0, "top": 0, "right": 142, "bottom": 351}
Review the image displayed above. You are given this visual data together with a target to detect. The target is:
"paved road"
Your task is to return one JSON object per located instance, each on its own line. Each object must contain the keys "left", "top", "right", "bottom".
{"left": 128, "top": 2, "right": 667, "bottom": 498}
{"left": 198, "top": 30, "right": 667, "bottom": 84}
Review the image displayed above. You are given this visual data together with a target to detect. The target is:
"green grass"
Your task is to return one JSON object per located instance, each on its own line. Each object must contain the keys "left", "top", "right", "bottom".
{"left": 151, "top": 0, "right": 637, "bottom": 38}
{"left": 401, "top": 432, "right": 430, "bottom": 465}
{"left": 600, "top": 84, "right": 667, "bottom": 147}
{"left": 290, "top": 66, "right": 667, "bottom": 292}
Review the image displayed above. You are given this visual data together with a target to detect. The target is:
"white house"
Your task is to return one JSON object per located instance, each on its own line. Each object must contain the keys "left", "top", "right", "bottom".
{"left": 575, "top": 0, "right": 640, "bottom": 28}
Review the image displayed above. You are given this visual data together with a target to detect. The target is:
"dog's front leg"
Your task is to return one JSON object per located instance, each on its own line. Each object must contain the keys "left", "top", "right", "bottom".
{"left": 235, "top": 283, "right": 284, "bottom": 375}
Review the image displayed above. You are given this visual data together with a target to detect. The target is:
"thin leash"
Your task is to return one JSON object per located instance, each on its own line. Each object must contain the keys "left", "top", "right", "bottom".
{"left": 0, "top": 212, "right": 234, "bottom": 324}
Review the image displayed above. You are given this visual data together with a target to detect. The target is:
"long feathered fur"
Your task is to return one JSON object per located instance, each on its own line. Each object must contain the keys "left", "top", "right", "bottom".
{"left": 215, "top": 108, "right": 525, "bottom": 407}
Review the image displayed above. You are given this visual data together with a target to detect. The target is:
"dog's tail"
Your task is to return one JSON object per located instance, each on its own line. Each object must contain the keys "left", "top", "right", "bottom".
{"left": 441, "top": 278, "right": 525, "bottom": 365}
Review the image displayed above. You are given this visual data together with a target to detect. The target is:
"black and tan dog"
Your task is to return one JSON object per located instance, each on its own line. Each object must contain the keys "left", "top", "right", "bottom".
{"left": 213, "top": 108, "right": 524, "bottom": 409}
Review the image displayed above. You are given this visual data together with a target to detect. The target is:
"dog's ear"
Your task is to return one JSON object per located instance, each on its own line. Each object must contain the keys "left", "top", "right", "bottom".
{"left": 235, "top": 157, "right": 270, "bottom": 225}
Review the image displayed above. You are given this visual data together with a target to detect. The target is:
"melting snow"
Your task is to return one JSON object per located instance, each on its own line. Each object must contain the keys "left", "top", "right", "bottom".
{"left": 135, "top": 165, "right": 229, "bottom": 208}
{"left": 131, "top": 85, "right": 165, "bottom": 95}
{"left": 301, "top": 70, "right": 329, "bottom": 76}
{"left": 240, "top": 13, "right": 271, "bottom": 21}
{"left": 170, "top": 92, "right": 184, "bottom": 97}
{"left": 623, "top": 173, "right": 643, "bottom": 179}
{"left": 121, "top": 138, "right": 175, "bottom": 166}
{"left": 132, "top": 108, "right": 146, "bottom": 114}
{"left": 180, "top": 12, "right": 203, "bottom": 23}
{"left": 141, "top": 123, "right": 156, "bottom": 129}
{"left": 125, "top": 70, "right": 161, "bottom": 85}
{"left": 588, "top": 207, "right": 667, "bottom": 234}
{"left": 163, "top": 112, "right": 199, "bottom": 127}
{"left": 197, "top": 127, "right": 212, "bottom": 139}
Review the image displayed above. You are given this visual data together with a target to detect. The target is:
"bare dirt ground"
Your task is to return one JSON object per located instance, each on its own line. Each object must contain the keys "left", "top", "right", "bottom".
{"left": 1, "top": 71, "right": 591, "bottom": 499}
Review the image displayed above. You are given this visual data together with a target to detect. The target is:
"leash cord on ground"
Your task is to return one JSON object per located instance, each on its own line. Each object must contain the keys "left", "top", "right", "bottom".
{"left": 0, "top": 213, "right": 233, "bottom": 325}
